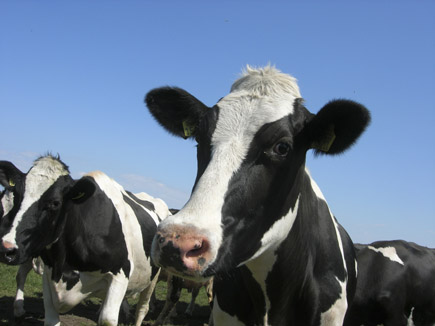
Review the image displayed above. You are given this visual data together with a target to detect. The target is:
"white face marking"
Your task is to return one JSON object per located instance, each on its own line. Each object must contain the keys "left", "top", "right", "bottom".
{"left": 1, "top": 157, "right": 69, "bottom": 248}
{"left": 163, "top": 66, "right": 302, "bottom": 269}
{"left": 368, "top": 246, "right": 405, "bottom": 265}
{"left": 319, "top": 277, "right": 347, "bottom": 325}
{"left": 1, "top": 190, "right": 14, "bottom": 217}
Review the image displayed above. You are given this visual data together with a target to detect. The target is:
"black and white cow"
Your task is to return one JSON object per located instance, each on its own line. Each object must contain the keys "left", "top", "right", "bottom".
{"left": 344, "top": 240, "right": 435, "bottom": 326}
{"left": 0, "top": 162, "right": 44, "bottom": 321}
{"left": 0, "top": 155, "right": 170, "bottom": 326}
{"left": 145, "top": 65, "right": 371, "bottom": 325}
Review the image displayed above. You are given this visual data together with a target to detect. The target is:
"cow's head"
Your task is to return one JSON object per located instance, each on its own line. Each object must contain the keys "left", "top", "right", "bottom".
{"left": 146, "top": 66, "right": 370, "bottom": 280}
{"left": 0, "top": 155, "right": 95, "bottom": 264}
{"left": 0, "top": 161, "right": 26, "bottom": 264}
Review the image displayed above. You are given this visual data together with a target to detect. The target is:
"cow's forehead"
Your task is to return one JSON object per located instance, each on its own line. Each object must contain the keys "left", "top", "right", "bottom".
{"left": 212, "top": 66, "right": 302, "bottom": 145}
{"left": 230, "top": 65, "right": 301, "bottom": 98}
{"left": 24, "top": 157, "right": 69, "bottom": 198}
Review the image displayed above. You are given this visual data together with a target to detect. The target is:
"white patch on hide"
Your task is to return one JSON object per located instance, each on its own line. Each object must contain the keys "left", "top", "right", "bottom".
{"left": 368, "top": 246, "right": 405, "bottom": 265}
{"left": 320, "top": 277, "right": 347, "bottom": 326}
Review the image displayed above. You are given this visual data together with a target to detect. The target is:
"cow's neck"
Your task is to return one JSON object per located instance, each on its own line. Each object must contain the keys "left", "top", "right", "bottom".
{"left": 244, "top": 168, "right": 329, "bottom": 323}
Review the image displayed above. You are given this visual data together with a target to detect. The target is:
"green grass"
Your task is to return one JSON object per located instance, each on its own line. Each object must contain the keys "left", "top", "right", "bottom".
{"left": 0, "top": 264, "right": 42, "bottom": 297}
{"left": 0, "top": 263, "right": 210, "bottom": 325}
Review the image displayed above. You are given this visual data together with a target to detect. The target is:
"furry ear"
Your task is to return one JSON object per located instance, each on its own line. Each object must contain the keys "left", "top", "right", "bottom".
{"left": 65, "top": 177, "right": 96, "bottom": 204}
{"left": 0, "top": 161, "right": 24, "bottom": 189}
{"left": 145, "top": 87, "right": 210, "bottom": 139}
{"left": 304, "top": 99, "right": 371, "bottom": 155}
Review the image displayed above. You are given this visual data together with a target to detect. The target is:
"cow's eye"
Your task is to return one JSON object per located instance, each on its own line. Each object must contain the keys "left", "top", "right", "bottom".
{"left": 273, "top": 142, "right": 291, "bottom": 156}
{"left": 45, "top": 200, "right": 61, "bottom": 211}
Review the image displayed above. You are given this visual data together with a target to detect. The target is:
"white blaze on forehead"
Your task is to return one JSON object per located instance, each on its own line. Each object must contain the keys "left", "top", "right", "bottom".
{"left": 368, "top": 245, "right": 405, "bottom": 265}
{"left": 164, "top": 66, "right": 302, "bottom": 266}
{"left": 2, "top": 156, "right": 69, "bottom": 247}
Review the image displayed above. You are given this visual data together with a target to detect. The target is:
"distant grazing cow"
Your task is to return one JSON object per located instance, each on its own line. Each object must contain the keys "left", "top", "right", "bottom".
{"left": 344, "top": 240, "right": 435, "bottom": 326}
{"left": 0, "top": 155, "right": 170, "bottom": 326}
{"left": 0, "top": 164, "right": 44, "bottom": 321}
{"left": 145, "top": 65, "right": 371, "bottom": 325}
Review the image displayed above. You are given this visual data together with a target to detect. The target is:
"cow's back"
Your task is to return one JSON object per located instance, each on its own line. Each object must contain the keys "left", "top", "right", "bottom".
{"left": 345, "top": 240, "right": 435, "bottom": 326}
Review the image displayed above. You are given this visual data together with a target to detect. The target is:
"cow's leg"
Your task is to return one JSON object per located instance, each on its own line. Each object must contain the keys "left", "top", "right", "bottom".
{"left": 153, "top": 274, "right": 183, "bottom": 326}
{"left": 118, "top": 298, "right": 132, "bottom": 324}
{"left": 97, "top": 274, "right": 129, "bottom": 326}
{"left": 42, "top": 267, "right": 60, "bottom": 326}
{"left": 13, "top": 260, "right": 33, "bottom": 320}
{"left": 185, "top": 286, "right": 200, "bottom": 316}
{"left": 134, "top": 268, "right": 161, "bottom": 326}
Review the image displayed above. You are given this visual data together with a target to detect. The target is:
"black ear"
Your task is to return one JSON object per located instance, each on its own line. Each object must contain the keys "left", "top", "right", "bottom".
{"left": 145, "top": 87, "right": 210, "bottom": 139}
{"left": 0, "top": 161, "right": 25, "bottom": 189}
{"left": 305, "top": 99, "right": 371, "bottom": 155}
{"left": 65, "top": 177, "right": 96, "bottom": 204}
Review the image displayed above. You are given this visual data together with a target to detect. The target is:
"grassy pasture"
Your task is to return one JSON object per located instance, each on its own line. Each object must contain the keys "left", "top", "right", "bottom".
{"left": 0, "top": 264, "right": 211, "bottom": 326}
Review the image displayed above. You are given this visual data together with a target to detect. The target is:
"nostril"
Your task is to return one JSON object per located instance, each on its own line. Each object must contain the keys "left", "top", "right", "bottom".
{"left": 186, "top": 238, "right": 208, "bottom": 258}
{"left": 1, "top": 240, "right": 18, "bottom": 264}
{"left": 5, "top": 249, "right": 17, "bottom": 263}
{"left": 193, "top": 241, "right": 201, "bottom": 250}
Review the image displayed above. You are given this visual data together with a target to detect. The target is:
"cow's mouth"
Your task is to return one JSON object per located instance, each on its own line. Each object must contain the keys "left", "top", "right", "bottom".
{"left": 151, "top": 226, "right": 215, "bottom": 281}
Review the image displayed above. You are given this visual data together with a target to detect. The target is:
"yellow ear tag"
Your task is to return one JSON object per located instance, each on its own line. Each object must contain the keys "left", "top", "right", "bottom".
{"left": 182, "top": 120, "right": 195, "bottom": 139}
{"left": 312, "top": 125, "right": 336, "bottom": 152}
{"left": 71, "top": 192, "right": 85, "bottom": 201}
{"left": 9, "top": 179, "right": 15, "bottom": 187}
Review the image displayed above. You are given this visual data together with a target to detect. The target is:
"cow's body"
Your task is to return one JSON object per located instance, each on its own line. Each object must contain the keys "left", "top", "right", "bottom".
{"left": 145, "top": 65, "right": 370, "bottom": 325}
{"left": 0, "top": 155, "right": 170, "bottom": 326}
{"left": 344, "top": 240, "right": 435, "bottom": 326}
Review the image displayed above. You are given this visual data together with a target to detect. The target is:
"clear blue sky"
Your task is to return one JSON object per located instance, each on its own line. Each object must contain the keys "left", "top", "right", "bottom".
{"left": 1, "top": 1, "right": 434, "bottom": 247}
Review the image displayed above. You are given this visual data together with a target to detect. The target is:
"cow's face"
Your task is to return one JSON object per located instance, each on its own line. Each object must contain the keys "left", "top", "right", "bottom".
{"left": 0, "top": 155, "right": 75, "bottom": 264}
{"left": 146, "top": 66, "right": 370, "bottom": 280}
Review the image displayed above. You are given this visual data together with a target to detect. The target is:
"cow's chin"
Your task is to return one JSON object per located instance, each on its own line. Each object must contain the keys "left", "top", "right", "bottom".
{"left": 161, "top": 265, "right": 212, "bottom": 283}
